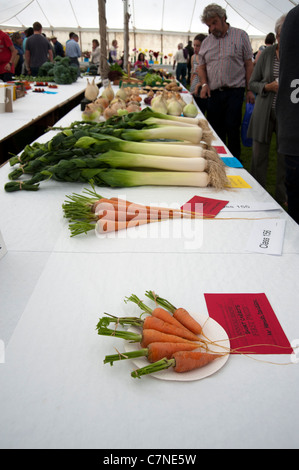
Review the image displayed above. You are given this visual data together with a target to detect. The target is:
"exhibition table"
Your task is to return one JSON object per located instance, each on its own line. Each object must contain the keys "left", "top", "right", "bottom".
{"left": 0, "top": 76, "right": 100, "bottom": 163}
{"left": 0, "top": 91, "right": 298, "bottom": 450}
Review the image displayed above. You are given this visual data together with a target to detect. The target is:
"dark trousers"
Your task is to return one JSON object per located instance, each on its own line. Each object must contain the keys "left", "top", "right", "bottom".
{"left": 0, "top": 72, "right": 13, "bottom": 82}
{"left": 285, "top": 155, "right": 299, "bottom": 224}
{"left": 176, "top": 63, "right": 187, "bottom": 87}
{"left": 207, "top": 87, "right": 245, "bottom": 160}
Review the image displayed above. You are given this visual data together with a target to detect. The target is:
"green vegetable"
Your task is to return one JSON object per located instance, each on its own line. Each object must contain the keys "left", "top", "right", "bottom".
{"left": 37, "top": 57, "right": 78, "bottom": 84}
{"left": 143, "top": 73, "right": 163, "bottom": 86}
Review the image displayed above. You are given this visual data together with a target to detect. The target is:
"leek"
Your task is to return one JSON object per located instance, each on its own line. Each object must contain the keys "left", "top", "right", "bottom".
{"left": 98, "top": 150, "right": 207, "bottom": 172}
{"left": 121, "top": 126, "right": 203, "bottom": 144}
{"left": 98, "top": 169, "right": 210, "bottom": 188}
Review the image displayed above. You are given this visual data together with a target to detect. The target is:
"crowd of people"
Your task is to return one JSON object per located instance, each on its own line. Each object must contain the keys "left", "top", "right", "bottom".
{"left": 187, "top": 3, "right": 298, "bottom": 223}
{"left": 0, "top": 3, "right": 298, "bottom": 223}
{"left": 0, "top": 23, "right": 96, "bottom": 79}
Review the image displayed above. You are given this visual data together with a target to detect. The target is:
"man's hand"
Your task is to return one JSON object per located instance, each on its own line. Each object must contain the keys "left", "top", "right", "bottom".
{"left": 4, "top": 62, "right": 12, "bottom": 72}
{"left": 246, "top": 90, "right": 255, "bottom": 104}
{"left": 200, "top": 83, "right": 210, "bottom": 99}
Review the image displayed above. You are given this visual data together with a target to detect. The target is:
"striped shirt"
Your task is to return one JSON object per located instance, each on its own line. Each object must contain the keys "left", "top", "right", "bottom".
{"left": 198, "top": 26, "right": 253, "bottom": 90}
{"left": 272, "top": 54, "right": 279, "bottom": 109}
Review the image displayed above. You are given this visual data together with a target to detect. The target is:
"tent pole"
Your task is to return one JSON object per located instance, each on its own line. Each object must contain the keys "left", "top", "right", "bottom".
{"left": 123, "top": 0, "right": 130, "bottom": 73}
{"left": 98, "top": 0, "right": 110, "bottom": 80}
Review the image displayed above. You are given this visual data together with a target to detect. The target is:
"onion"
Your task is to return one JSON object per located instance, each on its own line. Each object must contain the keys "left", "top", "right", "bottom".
{"left": 101, "top": 83, "right": 114, "bottom": 102}
{"left": 183, "top": 100, "right": 198, "bottom": 118}
{"left": 167, "top": 98, "right": 183, "bottom": 116}
{"left": 151, "top": 94, "right": 167, "bottom": 114}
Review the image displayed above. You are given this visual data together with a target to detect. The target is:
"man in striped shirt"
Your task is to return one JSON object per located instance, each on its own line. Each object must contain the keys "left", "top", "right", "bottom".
{"left": 196, "top": 4, "right": 255, "bottom": 160}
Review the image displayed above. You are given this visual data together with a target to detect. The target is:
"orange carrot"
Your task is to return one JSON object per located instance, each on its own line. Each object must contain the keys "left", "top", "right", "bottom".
{"left": 145, "top": 290, "right": 202, "bottom": 335}
{"left": 96, "top": 325, "right": 200, "bottom": 348}
{"left": 96, "top": 217, "right": 160, "bottom": 234}
{"left": 131, "top": 351, "right": 223, "bottom": 378}
{"left": 141, "top": 329, "right": 200, "bottom": 348}
{"left": 143, "top": 316, "right": 200, "bottom": 342}
{"left": 125, "top": 294, "right": 198, "bottom": 337}
{"left": 173, "top": 308, "right": 202, "bottom": 336}
{"left": 103, "top": 341, "right": 199, "bottom": 365}
{"left": 110, "top": 197, "right": 201, "bottom": 219}
{"left": 171, "top": 351, "right": 222, "bottom": 373}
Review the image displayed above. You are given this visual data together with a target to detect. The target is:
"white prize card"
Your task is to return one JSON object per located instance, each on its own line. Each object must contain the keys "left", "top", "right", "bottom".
{"left": 246, "top": 219, "right": 286, "bottom": 255}
{"left": 221, "top": 201, "right": 281, "bottom": 212}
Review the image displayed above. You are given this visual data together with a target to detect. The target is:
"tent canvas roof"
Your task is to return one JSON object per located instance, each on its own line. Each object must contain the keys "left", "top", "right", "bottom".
{"left": 0, "top": 0, "right": 298, "bottom": 36}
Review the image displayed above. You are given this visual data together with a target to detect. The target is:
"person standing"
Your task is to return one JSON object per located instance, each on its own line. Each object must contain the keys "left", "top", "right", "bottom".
{"left": 190, "top": 33, "right": 207, "bottom": 114}
{"left": 185, "top": 40, "right": 194, "bottom": 85}
{"left": 90, "top": 39, "right": 100, "bottom": 66}
{"left": 173, "top": 43, "right": 188, "bottom": 87}
{"left": 65, "top": 33, "right": 81, "bottom": 73}
{"left": 25, "top": 22, "right": 53, "bottom": 76}
{"left": 197, "top": 4, "right": 255, "bottom": 161}
{"left": 108, "top": 39, "right": 118, "bottom": 64}
{"left": 50, "top": 36, "right": 64, "bottom": 57}
{"left": 276, "top": 5, "right": 299, "bottom": 224}
{"left": 0, "top": 30, "right": 18, "bottom": 81}
{"left": 11, "top": 32, "right": 24, "bottom": 76}
{"left": 247, "top": 15, "right": 287, "bottom": 206}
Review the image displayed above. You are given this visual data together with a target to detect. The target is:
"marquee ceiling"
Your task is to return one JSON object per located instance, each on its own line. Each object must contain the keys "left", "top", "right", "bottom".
{"left": 0, "top": 0, "right": 298, "bottom": 36}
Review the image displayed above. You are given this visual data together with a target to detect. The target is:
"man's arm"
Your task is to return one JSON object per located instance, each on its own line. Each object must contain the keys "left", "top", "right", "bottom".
{"left": 25, "top": 49, "right": 31, "bottom": 74}
{"left": 4, "top": 45, "right": 18, "bottom": 72}
{"left": 48, "top": 48, "right": 53, "bottom": 62}
{"left": 195, "top": 64, "right": 210, "bottom": 98}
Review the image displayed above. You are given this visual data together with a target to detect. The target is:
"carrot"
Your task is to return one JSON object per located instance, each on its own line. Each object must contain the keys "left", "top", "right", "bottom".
{"left": 97, "top": 312, "right": 200, "bottom": 342}
{"left": 103, "top": 341, "right": 199, "bottom": 365}
{"left": 131, "top": 351, "right": 223, "bottom": 378}
{"left": 95, "top": 199, "right": 198, "bottom": 222}
{"left": 96, "top": 217, "right": 160, "bottom": 234}
{"left": 145, "top": 290, "right": 202, "bottom": 335}
{"left": 125, "top": 294, "right": 198, "bottom": 336}
{"left": 143, "top": 316, "right": 200, "bottom": 342}
{"left": 96, "top": 325, "right": 200, "bottom": 348}
{"left": 109, "top": 197, "right": 202, "bottom": 219}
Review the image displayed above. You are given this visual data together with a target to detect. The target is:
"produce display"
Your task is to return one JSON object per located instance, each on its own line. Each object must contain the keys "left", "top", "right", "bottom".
{"left": 97, "top": 291, "right": 228, "bottom": 379}
{"left": 4, "top": 108, "right": 229, "bottom": 192}
{"left": 62, "top": 183, "right": 205, "bottom": 236}
{"left": 82, "top": 82, "right": 143, "bottom": 121}
{"left": 36, "top": 56, "right": 78, "bottom": 84}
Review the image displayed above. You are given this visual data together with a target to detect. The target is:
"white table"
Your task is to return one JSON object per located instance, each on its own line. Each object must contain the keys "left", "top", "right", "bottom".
{"left": 0, "top": 91, "right": 298, "bottom": 450}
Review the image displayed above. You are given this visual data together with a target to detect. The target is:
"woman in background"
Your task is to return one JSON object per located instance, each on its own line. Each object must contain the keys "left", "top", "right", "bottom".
{"left": 134, "top": 52, "right": 149, "bottom": 69}
{"left": 248, "top": 15, "right": 287, "bottom": 206}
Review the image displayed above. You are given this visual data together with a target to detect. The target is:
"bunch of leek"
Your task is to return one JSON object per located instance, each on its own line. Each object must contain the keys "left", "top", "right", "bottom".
{"left": 4, "top": 107, "right": 228, "bottom": 192}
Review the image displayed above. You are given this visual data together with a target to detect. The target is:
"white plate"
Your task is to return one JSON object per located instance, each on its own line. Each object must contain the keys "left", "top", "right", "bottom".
{"left": 124, "top": 313, "right": 230, "bottom": 381}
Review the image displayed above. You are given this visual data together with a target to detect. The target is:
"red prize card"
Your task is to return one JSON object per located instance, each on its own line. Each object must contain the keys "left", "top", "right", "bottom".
{"left": 213, "top": 146, "right": 227, "bottom": 154}
{"left": 204, "top": 293, "right": 293, "bottom": 354}
{"left": 181, "top": 195, "right": 229, "bottom": 218}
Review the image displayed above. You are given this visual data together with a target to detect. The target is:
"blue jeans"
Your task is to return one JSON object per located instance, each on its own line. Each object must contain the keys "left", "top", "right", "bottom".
{"left": 176, "top": 63, "right": 187, "bottom": 87}
{"left": 285, "top": 155, "right": 299, "bottom": 224}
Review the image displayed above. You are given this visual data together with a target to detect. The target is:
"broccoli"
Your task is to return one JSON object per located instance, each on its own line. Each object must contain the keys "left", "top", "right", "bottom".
{"left": 53, "top": 63, "right": 78, "bottom": 84}
{"left": 38, "top": 61, "right": 54, "bottom": 76}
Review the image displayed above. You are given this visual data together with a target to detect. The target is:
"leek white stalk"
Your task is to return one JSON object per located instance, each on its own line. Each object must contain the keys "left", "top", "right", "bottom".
{"left": 113, "top": 140, "right": 204, "bottom": 158}
{"left": 99, "top": 150, "right": 208, "bottom": 172}
{"left": 100, "top": 169, "right": 210, "bottom": 188}
{"left": 143, "top": 117, "right": 197, "bottom": 128}
{"left": 121, "top": 126, "right": 203, "bottom": 144}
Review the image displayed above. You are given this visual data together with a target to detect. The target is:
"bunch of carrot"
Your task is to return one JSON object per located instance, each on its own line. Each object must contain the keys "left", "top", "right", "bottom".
{"left": 62, "top": 183, "right": 204, "bottom": 237}
{"left": 97, "top": 292, "right": 226, "bottom": 379}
